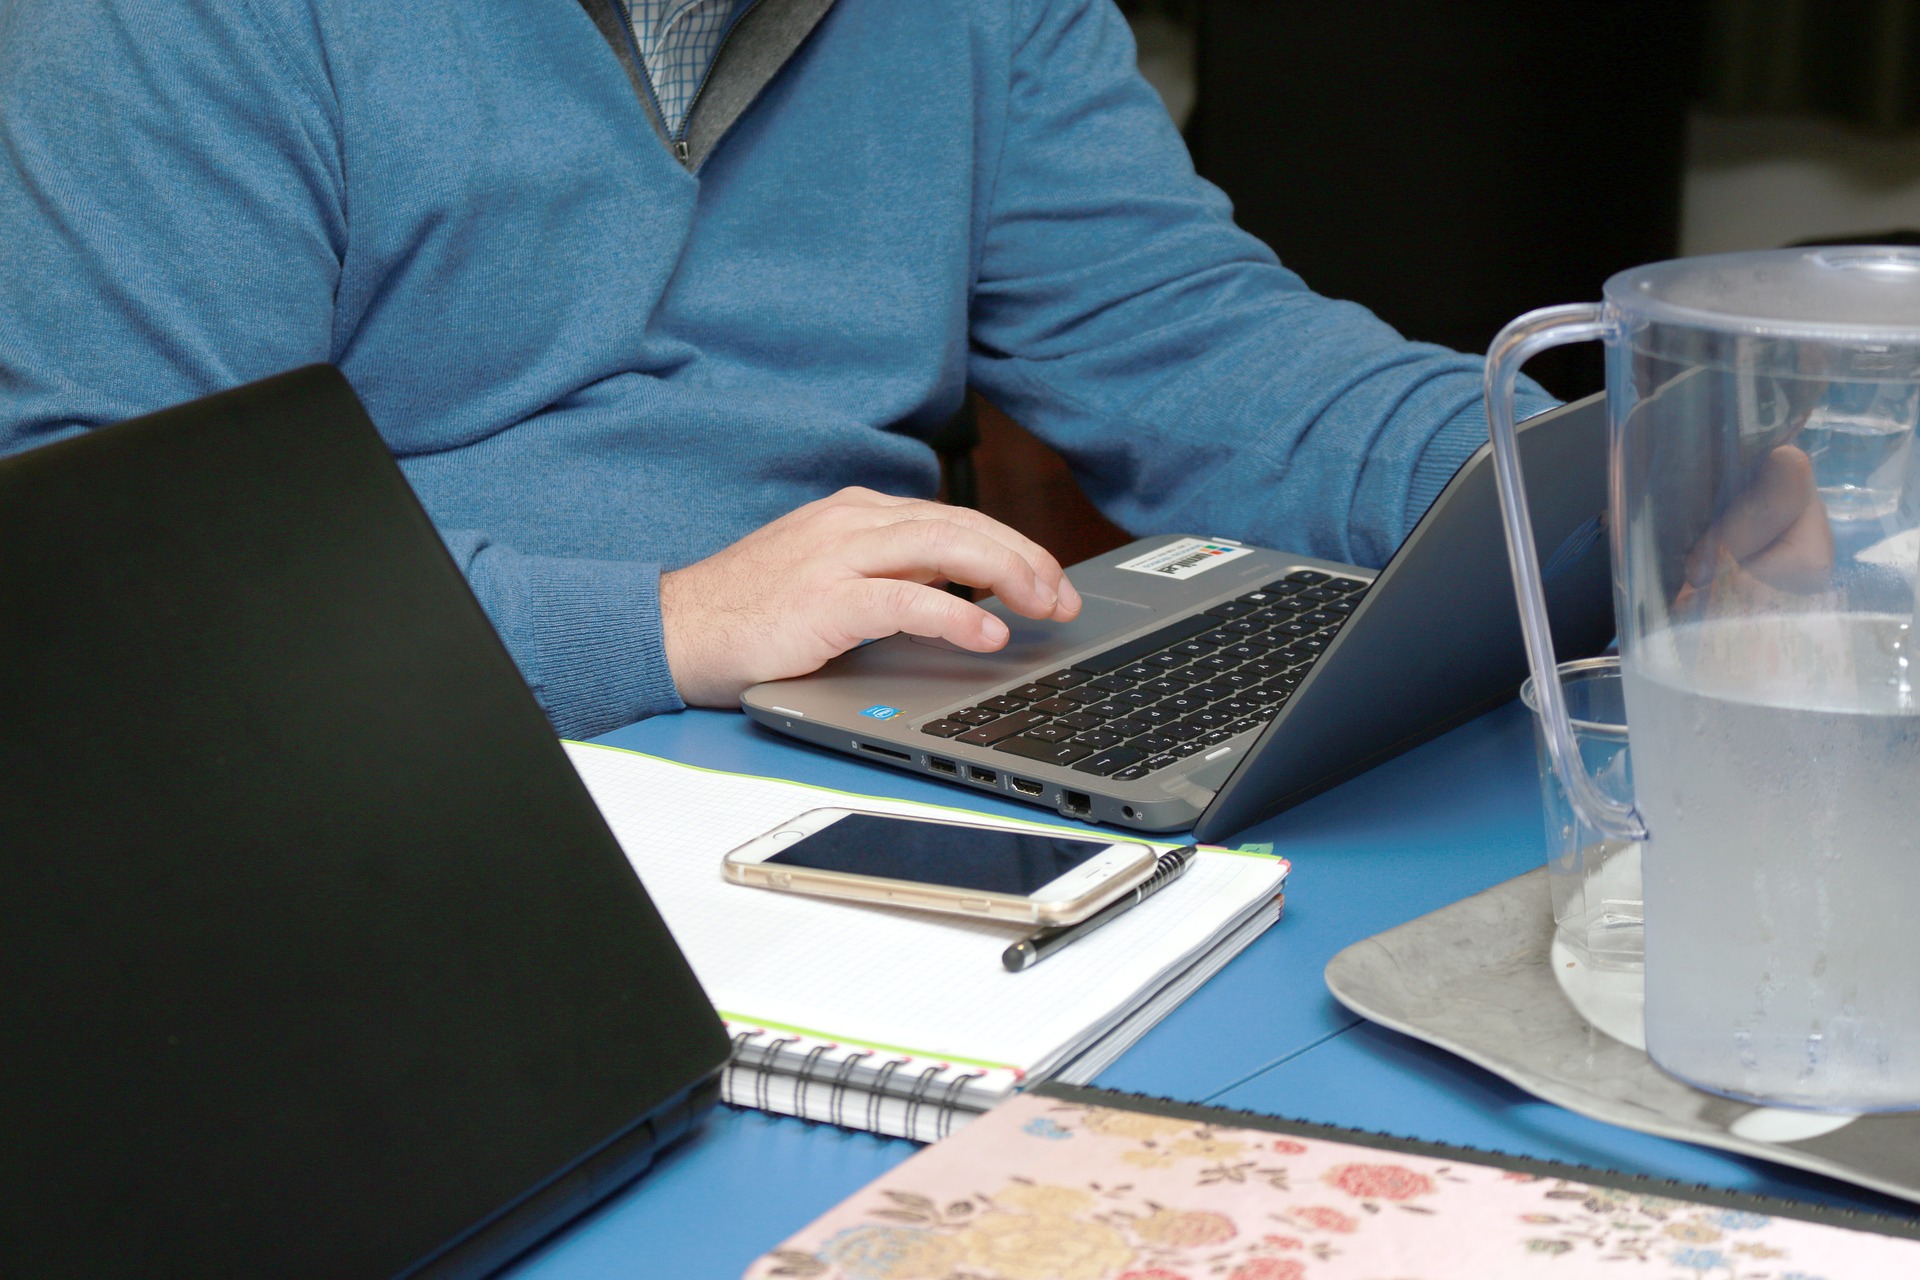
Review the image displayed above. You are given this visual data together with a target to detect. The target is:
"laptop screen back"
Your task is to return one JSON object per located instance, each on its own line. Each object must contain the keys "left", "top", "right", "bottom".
{"left": 0, "top": 368, "right": 727, "bottom": 1277}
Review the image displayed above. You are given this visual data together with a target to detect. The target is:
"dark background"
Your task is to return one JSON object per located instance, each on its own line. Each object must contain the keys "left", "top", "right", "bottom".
{"left": 966, "top": 0, "right": 1706, "bottom": 563}
{"left": 1184, "top": 0, "right": 1701, "bottom": 404}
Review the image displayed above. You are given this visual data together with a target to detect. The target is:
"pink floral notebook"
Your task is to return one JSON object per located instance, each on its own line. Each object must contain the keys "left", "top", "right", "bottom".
{"left": 744, "top": 1085, "right": 1920, "bottom": 1280}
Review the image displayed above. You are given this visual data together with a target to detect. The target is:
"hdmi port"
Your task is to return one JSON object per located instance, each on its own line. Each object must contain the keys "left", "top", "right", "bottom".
{"left": 1009, "top": 778, "right": 1043, "bottom": 797}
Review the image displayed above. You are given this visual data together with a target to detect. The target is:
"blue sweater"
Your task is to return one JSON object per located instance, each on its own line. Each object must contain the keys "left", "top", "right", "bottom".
{"left": 0, "top": 0, "right": 1550, "bottom": 737}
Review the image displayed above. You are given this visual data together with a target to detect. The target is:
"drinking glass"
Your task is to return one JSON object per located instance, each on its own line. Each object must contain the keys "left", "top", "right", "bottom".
{"left": 1520, "top": 657, "right": 1641, "bottom": 971}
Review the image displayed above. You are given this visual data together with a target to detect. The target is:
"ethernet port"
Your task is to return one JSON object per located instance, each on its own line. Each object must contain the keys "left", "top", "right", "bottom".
{"left": 1061, "top": 790, "right": 1092, "bottom": 818}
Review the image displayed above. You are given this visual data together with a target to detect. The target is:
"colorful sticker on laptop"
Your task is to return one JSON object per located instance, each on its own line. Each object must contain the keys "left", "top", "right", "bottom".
{"left": 1115, "top": 538, "right": 1254, "bottom": 580}
{"left": 859, "top": 704, "right": 902, "bottom": 720}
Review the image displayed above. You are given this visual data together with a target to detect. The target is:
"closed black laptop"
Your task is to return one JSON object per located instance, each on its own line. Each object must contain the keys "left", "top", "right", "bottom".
{"left": 0, "top": 367, "right": 729, "bottom": 1278}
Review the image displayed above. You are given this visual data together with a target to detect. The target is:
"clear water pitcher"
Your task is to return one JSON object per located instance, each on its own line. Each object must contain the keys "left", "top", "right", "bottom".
{"left": 1487, "top": 248, "right": 1920, "bottom": 1110}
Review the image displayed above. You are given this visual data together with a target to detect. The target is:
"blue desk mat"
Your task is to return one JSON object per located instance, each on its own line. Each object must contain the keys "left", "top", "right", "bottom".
{"left": 508, "top": 1106, "right": 916, "bottom": 1280}
{"left": 512, "top": 699, "right": 1768, "bottom": 1277}
{"left": 1095, "top": 698, "right": 1548, "bottom": 1097}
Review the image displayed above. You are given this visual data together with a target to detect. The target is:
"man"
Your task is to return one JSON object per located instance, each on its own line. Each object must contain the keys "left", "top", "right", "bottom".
{"left": 0, "top": 0, "right": 1553, "bottom": 737}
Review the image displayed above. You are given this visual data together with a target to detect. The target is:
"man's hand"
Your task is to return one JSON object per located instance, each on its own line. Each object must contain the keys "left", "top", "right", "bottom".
{"left": 1676, "top": 445, "right": 1835, "bottom": 616}
{"left": 660, "top": 488, "right": 1083, "bottom": 707}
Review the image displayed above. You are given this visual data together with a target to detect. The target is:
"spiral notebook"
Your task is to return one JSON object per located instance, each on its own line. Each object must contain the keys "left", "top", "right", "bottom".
{"left": 747, "top": 1084, "right": 1920, "bottom": 1278}
{"left": 562, "top": 742, "right": 1289, "bottom": 1142}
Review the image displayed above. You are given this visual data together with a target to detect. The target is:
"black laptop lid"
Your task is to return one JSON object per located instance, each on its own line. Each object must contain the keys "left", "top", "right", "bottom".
{"left": 0, "top": 368, "right": 728, "bottom": 1277}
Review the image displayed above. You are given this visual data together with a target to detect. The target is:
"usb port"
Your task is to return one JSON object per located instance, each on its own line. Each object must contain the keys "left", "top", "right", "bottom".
{"left": 969, "top": 766, "right": 998, "bottom": 785}
{"left": 928, "top": 757, "right": 958, "bottom": 777}
{"left": 1009, "top": 778, "right": 1043, "bottom": 798}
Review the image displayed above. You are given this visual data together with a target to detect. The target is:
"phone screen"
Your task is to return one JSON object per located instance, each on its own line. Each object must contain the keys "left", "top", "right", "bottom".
{"left": 764, "top": 814, "right": 1121, "bottom": 895}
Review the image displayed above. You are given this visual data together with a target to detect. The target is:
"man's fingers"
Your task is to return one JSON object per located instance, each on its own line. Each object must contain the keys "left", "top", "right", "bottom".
{"left": 664, "top": 488, "right": 1085, "bottom": 706}
{"left": 917, "top": 504, "right": 1078, "bottom": 613}
{"left": 841, "top": 518, "right": 1073, "bottom": 621}
{"left": 1734, "top": 494, "right": 1836, "bottom": 594}
{"left": 900, "top": 501, "right": 1060, "bottom": 573}
{"left": 1687, "top": 446, "right": 1825, "bottom": 587}
{"left": 810, "top": 489, "right": 1079, "bottom": 617}
{"left": 836, "top": 577, "right": 1010, "bottom": 650}
{"left": 813, "top": 486, "right": 919, "bottom": 511}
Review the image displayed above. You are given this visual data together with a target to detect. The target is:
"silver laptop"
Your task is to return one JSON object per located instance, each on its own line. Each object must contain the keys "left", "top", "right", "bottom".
{"left": 743, "top": 395, "right": 1612, "bottom": 841}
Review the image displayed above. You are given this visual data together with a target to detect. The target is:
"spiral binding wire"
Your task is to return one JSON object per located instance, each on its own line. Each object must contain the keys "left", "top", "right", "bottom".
{"left": 790, "top": 1041, "right": 835, "bottom": 1120}
{"left": 756, "top": 1035, "right": 802, "bottom": 1113}
{"left": 723, "top": 1022, "right": 997, "bottom": 1139}
{"left": 827, "top": 1048, "right": 872, "bottom": 1129}
{"left": 725, "top": 1027, "right": 763, "bottom": 1106}
{"left": 935, "top": 1069, "right": 985, "bottom": 1140}
{"left": 900, "top": 1062, "right": 945, "bottom": 1139}
{"left": 866, "top": 1058, "right": 908, "bottom": 1134}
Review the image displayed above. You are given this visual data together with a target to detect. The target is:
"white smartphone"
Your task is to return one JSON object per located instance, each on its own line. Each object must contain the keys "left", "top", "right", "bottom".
{"left": 722, "top": 807, "right": 1159, "bottom": 926}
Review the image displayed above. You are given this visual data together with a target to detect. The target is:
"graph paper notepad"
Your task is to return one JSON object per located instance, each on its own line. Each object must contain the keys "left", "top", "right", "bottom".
{"left": 563, "top": 742, "right": 1289, "bottom": 1141}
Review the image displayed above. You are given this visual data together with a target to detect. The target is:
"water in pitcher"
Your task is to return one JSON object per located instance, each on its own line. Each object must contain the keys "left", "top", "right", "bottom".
{"left": 1625, "top": 613, "right": 1920, "bottom": 1109}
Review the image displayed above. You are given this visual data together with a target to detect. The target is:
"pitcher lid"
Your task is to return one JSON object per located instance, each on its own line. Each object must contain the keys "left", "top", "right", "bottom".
{"left": 1607, "top": 247, "right": 1920, "bottom": 342}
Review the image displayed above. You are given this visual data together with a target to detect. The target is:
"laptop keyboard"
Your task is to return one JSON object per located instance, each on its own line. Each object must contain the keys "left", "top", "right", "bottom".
{"left": 919, "top": 570, "right": 1370, "bottom": 781}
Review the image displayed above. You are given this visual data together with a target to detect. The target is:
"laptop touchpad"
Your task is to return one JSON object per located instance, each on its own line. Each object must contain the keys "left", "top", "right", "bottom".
{"left": 909, "top": 593, "right": 1152, "bottom": 665}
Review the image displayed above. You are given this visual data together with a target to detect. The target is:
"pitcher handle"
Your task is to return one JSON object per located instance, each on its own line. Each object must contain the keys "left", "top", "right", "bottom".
{"left": 1485, "top": 303, "right": 1646, "bottom": 843}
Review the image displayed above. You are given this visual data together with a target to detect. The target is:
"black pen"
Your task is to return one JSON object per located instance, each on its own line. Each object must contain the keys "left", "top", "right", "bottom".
{"left": 1002, "top": 846, "right": 1197, "bottom": 972}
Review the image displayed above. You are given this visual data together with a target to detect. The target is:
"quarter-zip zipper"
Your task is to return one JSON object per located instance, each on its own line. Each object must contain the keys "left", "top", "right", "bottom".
{"left": 600, "top": 0, "right": 784, "bottom": 171}
{"left": 669, "top": 0, "right": 768, "bottom": 167}
{"left": 610, "top": 0, "right": 675, "bottom": 153}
